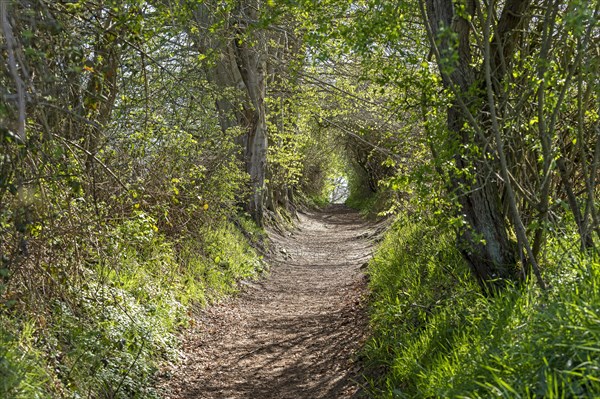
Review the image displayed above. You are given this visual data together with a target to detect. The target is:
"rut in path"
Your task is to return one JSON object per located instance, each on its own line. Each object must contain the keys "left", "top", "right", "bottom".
{"left": 160, "top": 205, "right": 377, "bottom": 399}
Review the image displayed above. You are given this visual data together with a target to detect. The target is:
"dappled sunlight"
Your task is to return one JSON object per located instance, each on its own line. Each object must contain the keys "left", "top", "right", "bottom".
{"left": 160, "top": 206, "right": 378, "bottom": 399}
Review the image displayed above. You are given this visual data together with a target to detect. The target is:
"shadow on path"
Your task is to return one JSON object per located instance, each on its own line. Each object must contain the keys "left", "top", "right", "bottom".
{"left": 159, "top": 205, "right": 376, "bottom": 399}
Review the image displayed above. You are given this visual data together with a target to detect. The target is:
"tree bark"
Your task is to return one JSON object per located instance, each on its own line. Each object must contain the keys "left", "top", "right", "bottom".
{"left": 193, "top": 0, "right": 268, "bottom": 225}
{"left": 423, "top": 0, "right": 534, "bottom": 290}
{"left": 233, "top": 4, "right": 268, "bottom": 226}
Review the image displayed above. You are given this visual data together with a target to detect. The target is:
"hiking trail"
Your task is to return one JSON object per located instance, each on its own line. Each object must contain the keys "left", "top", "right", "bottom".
{"left": 160, "top": 205, "right": 379, "bottom": 398}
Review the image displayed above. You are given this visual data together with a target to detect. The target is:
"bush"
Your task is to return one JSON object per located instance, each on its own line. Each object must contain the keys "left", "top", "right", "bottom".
{"left": 0, "top": 214, "right": 265, "bottom": 398}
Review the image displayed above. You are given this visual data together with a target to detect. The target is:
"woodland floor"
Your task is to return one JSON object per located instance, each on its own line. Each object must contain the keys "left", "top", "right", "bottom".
{"left": 159, "top": 205, "right": 380, "bottom": 399}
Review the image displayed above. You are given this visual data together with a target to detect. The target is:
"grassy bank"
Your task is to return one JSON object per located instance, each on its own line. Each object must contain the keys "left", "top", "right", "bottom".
{"left": 363, "top": 217, "right": 600, "bottom": 398}
{"left": 0, "top": 215, "right": 266, "bottom": 398}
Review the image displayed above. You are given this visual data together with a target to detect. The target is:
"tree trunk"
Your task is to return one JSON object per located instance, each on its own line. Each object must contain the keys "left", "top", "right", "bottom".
{"left": 193, "top": 0, "right": 268, "bottom": 225}
{"left": 233, "top": 5, "right": 268, "bottom": 226}
{"left": 449, "top": 107, "right": 518, "bottom": 289}
{"left": 423, "top": 0, "right": 530, "bottom": 290}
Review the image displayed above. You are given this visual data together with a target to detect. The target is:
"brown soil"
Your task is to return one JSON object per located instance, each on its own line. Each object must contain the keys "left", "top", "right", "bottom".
{"left": 159, "top": 205, "right": 378, "bottom": 399}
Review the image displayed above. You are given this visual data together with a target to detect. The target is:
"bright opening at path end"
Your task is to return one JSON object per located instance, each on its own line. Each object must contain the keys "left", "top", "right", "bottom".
{"left": 330, "top": 176, "right": 349, "bottom": 204}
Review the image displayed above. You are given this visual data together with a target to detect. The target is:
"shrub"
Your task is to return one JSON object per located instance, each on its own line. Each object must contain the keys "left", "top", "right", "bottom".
{"left": 0, "top": 213, "right": 265, "bottom": 398}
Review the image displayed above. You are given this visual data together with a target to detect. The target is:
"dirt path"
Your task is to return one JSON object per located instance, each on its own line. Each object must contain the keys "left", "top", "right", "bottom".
{"left": 160, "top": 205, "right": 377, "bottom": 399}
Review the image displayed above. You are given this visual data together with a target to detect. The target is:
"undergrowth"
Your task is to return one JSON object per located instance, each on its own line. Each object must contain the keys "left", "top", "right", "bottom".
{"left": 345, "top": 190, "right": 392, "bottom": 219}
{"left": 364, "top": 216, "right": 600, "bottom": 398}
{"left": 0, "top": 215, "right": 266, "bottom": 398}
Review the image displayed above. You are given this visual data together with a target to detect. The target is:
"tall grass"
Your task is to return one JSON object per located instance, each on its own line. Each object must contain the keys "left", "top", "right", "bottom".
{"left": 364, "top": 217, "right": 600, "bottom": 398}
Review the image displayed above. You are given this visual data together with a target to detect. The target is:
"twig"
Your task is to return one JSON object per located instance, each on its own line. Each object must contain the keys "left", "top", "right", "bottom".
{"left": 1, "top": 1, "right": 26, "bottom": 142}
{"left": 482, "top": 0, "right": 545, "bottom": 290}
{"left": 51, "top": 133, "right": 128, "bottom": 191}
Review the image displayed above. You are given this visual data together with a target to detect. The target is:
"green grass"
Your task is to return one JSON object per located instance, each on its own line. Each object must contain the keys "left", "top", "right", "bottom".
{"left": 0, "top": 321, "right": 52, "bottom": 399}
{"left": 0, "top": 215, "right": 266, "bottom": 398}
{"left": 345, "top": 189, "right": 392, "bottom": 219}
{"left": 363, "top": 216, "right": 600, "bottom": 398}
